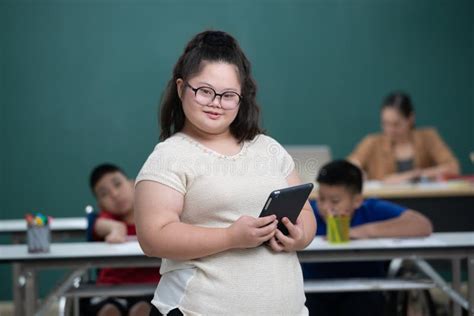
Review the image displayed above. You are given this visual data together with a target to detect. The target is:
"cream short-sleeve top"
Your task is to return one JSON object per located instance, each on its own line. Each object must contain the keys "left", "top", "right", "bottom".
{"left": 136, "top": 132, "right": 307, "bottom": 316}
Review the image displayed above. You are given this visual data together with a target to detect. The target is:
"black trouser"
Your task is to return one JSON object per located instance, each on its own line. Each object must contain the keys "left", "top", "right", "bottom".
{"left": 80, "top": 296, "right": 153, "bottom": 316}
{"left": 305, "top": 291, "right": 386, "bottom": 316}
{"left": 149, "top": 305, "right": 183, "bottom": 316}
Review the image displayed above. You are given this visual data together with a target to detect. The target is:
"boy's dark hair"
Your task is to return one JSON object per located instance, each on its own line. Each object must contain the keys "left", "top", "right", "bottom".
{"left": 316, "top": 160, "right": 363, "bottom": 194}
{"left": 89, "top": 163, "right": 126, "bottom": 193}
{"left": 159, "top": 30, "right": 263, "bottom": 143}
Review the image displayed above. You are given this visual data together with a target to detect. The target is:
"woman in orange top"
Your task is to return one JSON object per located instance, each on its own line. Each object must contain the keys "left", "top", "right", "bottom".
{"left": 348, "top": 92, "right": 460, "bottom": 184}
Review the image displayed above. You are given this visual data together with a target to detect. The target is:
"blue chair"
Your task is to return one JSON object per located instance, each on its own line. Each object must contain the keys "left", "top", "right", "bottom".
{"left": 85, "top": 205, "right": 97, "bottom": 242}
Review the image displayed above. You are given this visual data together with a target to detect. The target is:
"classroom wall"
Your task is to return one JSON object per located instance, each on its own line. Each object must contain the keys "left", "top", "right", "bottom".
{"left": 1, "top": 0, "right": 473, "bottom": 301}
{"left": 1, "top": 13, "right": 5, "bottom": 215}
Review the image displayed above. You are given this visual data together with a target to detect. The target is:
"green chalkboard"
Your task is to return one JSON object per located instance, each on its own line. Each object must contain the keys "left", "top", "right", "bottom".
{"left": 1, "top": 0, "right": 473, "bottom": 301}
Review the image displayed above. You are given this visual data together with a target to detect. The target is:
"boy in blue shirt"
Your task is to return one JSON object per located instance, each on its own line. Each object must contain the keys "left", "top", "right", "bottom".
{"left": 304, "top": 160, "right": 432, "bottom": 316}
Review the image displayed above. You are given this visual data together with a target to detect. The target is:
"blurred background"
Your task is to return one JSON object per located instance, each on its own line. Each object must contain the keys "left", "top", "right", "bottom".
{"left": 1, "top": 0, "right": 473, "bottom": 302}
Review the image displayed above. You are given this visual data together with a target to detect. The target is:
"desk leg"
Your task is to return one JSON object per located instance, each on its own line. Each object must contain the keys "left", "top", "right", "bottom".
{"left": 24, "top": 269, "right": 37, "bottom": 316}
{"left": 12, "top": 263, "right": 25, "bottom": 316}
{"left": 452, "top": 258, "right": 462, "bottom": 316}
{"left": 469, "top": 256, "right": 474, "bottom": 316}
{"left": 414, "top": 258, "right": 468, "bottom": 310}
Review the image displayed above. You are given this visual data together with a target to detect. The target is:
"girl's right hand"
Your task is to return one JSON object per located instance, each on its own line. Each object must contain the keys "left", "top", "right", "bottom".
{"left": 227, "top": 215, "right": 278, "bottom": 249}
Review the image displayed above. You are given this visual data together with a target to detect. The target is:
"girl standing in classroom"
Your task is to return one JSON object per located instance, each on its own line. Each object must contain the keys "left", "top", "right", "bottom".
{"left": 134, "top": 30, "right": 316, "bottom": 316}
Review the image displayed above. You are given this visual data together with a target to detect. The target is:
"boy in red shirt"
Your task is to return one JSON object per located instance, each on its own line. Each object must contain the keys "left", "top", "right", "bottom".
{"left": 82, "top": 163, "right": 160, "bottom": 316}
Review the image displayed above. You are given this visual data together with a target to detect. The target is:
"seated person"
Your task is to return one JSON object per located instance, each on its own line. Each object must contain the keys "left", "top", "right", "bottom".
{"left": 303, "top": 160, "right": 433, "bottom": 316}
{"left": 81, "top": 163, "right": 161, "bottom": 316}
{"left": 348, "top": 91, "right": 460, "bottom": 183}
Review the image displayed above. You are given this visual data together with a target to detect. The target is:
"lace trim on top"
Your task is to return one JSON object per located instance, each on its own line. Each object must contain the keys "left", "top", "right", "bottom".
{"left": 175, "top": 132, "right": 253, "bottom": 161}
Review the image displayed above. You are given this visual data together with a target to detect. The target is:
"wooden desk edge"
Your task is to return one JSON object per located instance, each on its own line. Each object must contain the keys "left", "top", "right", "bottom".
{"left": 309, "top": 186, "right": 474, "bottom": 200}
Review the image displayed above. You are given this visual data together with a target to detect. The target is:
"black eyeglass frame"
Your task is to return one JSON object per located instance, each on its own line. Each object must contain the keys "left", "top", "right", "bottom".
{"left": 184, "top": 82, "right": 242, "bottom": 109}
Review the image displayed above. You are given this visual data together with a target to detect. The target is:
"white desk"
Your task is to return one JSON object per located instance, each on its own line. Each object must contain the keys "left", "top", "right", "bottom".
{"left": 302, "top": 232, "right": 474, "bottom": 257}
{"left": 0, "top": 217, "right": 87, "bottom": 242}
{"left": 1, "top": 232, "right": 473, "bottom": 316}
{"left": 0, "top": 217, "right": 88, "bottom": 315}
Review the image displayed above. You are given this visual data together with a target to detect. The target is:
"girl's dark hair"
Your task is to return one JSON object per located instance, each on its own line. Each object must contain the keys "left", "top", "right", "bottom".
{"left": 159, "top": 30, "right": 263, "bottom": 142}
{"left": 381, "top": 91, "right": 415, "bottom": 119}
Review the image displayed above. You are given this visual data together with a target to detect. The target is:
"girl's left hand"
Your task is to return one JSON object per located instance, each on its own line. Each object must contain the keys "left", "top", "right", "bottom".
{"left": 268, "top": 217, "right": 305, "bottom": 252}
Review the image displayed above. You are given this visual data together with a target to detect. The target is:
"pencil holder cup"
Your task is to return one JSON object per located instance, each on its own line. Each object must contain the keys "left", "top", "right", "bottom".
{"left": 326, "top": 215, "right": 350, "bottom": 244}
{"left": 27, "top": 225, "right": 51, "bottom": 253}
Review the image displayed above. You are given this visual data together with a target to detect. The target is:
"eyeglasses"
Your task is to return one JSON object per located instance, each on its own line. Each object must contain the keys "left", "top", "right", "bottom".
{"left": 185, "top": 82, "right": 242, "bottom": 110}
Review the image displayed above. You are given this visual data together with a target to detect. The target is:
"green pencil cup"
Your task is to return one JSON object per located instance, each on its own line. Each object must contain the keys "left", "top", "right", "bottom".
{"left": 326, "top": 215, "right": 350, "bottom": 243}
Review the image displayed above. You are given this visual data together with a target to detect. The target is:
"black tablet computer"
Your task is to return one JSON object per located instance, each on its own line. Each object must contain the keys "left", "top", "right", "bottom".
{"left": 259, "top": 183, "right": 314, "bottom": 235}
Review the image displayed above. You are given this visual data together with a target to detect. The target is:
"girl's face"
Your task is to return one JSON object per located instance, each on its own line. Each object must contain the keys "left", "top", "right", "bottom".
{"left": 177, "top": 61, "right": 241, "bottom": 137}
{"left": 381, "top": 107, "right": 414, "bottom": 142}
